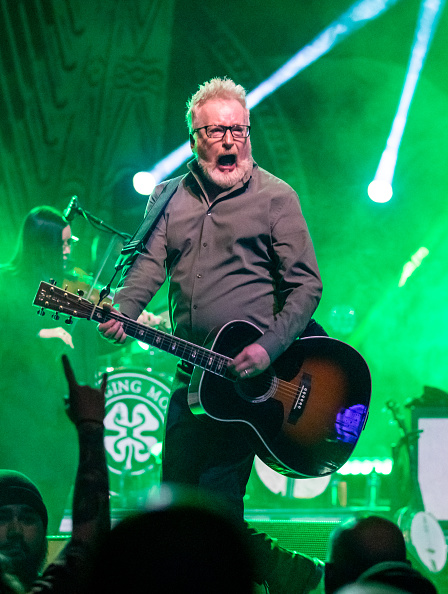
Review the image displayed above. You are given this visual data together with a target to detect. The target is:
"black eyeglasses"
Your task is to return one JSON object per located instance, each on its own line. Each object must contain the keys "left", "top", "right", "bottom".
{"left": 192, "top": 125, "right": 251, "bottom": 140}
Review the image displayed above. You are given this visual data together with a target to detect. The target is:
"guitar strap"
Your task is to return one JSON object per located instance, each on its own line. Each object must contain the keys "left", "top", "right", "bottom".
{"left": 97, "top": 174, "right": 185, "bottom": 303}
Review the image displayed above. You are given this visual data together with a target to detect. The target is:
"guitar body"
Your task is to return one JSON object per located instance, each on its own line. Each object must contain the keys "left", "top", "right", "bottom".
{"left": 188, "top": 320, "right": 371, "bottom": 478}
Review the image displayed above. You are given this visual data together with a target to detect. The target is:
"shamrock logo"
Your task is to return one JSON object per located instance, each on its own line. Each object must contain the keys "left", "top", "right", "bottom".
{"left": 104, "top": 402, "right": 160, "bottom": 471}
{"left": 101, "top": 370, "right": 171, "bottom": 476}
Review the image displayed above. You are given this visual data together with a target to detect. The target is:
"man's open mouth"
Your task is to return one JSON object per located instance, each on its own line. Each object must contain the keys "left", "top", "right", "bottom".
{"left": 217, "top": 154, "right": 236, "bottom": 170}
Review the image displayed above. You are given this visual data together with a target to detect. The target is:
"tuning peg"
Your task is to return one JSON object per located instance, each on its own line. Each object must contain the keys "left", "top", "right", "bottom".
{"left": 77, "top": 289, "right": 84, "bottom": 297}
{"left": 65, "top": 316, "right": 73, "bottom": 325}
{"left": 49, "top": 279, "right": 57, "bottom": 286}
{"left": 37, "top": 307, "right": 46, "bottom": 316}
{"left": 52, "top": 312, "right": 60, "bottom": 321}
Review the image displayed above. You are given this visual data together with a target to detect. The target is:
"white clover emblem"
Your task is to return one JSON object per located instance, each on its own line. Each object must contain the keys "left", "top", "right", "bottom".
{"left": 104, "top": 401, "right": 160, "bottom": 471}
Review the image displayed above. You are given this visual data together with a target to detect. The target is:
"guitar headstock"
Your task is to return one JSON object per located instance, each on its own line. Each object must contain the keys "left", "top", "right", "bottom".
{"left": 33, "top": 281, "right": 96, "bottom": 320}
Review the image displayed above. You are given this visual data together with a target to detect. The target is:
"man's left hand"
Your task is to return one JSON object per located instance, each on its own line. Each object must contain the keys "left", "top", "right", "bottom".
{"left": 229, "top": 343, "right": 271, "bottom": 379}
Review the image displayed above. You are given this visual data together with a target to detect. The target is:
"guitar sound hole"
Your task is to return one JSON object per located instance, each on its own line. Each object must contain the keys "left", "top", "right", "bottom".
{"left": 236, "top": 369, "right": 278, "bottom": 403}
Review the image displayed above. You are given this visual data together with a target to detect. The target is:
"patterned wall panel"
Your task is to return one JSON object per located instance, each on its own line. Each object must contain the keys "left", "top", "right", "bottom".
{"left": 0, "top": 0, "right": 175, "bottom": 258}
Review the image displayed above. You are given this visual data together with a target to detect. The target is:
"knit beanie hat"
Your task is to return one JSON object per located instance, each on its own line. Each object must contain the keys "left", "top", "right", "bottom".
{"left": 0, "top": 470, "right": 48, "bottom": 530}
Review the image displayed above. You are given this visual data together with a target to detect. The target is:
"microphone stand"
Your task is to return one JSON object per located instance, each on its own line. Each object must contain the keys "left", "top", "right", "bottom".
{"left": 78, "top": 206, "right": 132, "bottom": 242}
{"left": 84, "top": 235, "right": 120, "bottom": 304}
{"left": 59, "top": 199, "right": 134, "bottom": 385}
{"left": 68, "top": 199, "right": 132, "bottom": 304}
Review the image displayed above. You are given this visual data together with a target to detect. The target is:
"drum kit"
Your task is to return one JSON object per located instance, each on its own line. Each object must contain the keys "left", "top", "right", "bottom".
{"left": 96, "top": 308, "right": 176, "bottom": 510}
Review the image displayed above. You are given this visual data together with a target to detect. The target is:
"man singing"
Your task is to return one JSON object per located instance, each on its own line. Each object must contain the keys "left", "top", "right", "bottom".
{"left": 99, "top": 77, "right": 324, "bottom": 593}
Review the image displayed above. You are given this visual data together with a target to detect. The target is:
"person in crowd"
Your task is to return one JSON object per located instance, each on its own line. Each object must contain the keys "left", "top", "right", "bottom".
{"left": 325, "top": 515, "right": 438, "bottom": 594}
{"left": 98, "top": 76, "right": 325, "bottom": 592}
{"left": 0, "top": 472, "right": 48, "bottom": 591}
{"left": 335, "top": 584, "right": 409, "bottom": 594}
{"left": 356, "top": 561, "right": 438, "bottom": 594}
{"left": 86, "top": 484, "right": 256, "bottom": 594}
{"left": 0, "top": 355, "right": 109, "bottom": 593}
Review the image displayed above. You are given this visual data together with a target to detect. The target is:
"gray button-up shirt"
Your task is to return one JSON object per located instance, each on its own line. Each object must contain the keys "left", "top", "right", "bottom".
{"left": 115, "top": 160, "right": 322, "bottom": 362}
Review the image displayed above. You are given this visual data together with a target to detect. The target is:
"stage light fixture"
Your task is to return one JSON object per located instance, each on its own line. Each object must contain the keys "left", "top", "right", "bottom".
{"left": 133, "top": 171, "right": 156, "bottom": 195}
{"left": 368, "top": 179, "right": 393, "bottom": 203}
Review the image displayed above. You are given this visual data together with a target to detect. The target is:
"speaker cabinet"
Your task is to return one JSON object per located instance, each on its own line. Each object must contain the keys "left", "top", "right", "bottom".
{"left": 245, "top": 516, "right": 341, "bottom": 560}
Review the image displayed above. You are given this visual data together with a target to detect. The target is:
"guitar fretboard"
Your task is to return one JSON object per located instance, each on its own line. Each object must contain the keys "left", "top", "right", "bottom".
{"left": 90, "top": 306, "right": 233, "bottom": 379}
{"left": 34, "top": 281, "right": 235, "bottom": 379}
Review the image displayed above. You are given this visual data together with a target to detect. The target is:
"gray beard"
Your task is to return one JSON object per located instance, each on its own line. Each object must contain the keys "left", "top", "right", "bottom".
{"left": 197, "top": 156, "right": 252, "bottom": 190}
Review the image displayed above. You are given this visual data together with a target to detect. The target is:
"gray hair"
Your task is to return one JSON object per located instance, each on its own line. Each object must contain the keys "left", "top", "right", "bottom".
{"left": 185, "top": 77, "right": 249, "bottom": 133}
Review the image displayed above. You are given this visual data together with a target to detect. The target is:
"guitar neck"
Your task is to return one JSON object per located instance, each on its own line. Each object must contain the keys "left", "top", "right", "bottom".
{"left": 33, "top": 281, "right": 233, "bottom": 378}
{"left": 94, "top": 306, "right": 232, "bottom": 379}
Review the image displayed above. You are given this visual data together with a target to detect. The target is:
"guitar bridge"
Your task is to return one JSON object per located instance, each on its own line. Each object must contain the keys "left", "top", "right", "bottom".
{"left": 287, "top": 372, "right": 312, "bottom": 425}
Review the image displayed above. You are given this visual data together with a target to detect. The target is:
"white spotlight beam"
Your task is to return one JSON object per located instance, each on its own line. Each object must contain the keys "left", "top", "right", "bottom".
{"left": 247, "top": 0, "right": 401, "bottom": 109}
{"left": 371, "top": 0, "right": 446, "bottom": 199}
{"left": 148, "top": 0, "right": 402, "bottom": 184}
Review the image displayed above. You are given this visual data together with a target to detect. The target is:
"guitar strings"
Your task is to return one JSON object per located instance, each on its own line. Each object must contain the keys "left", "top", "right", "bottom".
{"left": 102, "top": 307, "right": 306, "bottom": 402}
{"left": 58, "top": 292, "right": 321, "bottom": 404}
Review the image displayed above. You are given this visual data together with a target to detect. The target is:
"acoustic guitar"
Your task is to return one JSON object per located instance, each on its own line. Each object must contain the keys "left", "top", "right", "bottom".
{"left": 34, "top": 280, "right": 371, "bottom": 478}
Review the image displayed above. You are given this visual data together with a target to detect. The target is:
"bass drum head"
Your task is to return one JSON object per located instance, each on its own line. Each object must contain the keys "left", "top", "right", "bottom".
{"left": 397, "top": 508, "right": 447, "bottom": 573}
{"left": 99, "top": 367, "right": 173, "bottom": 510}
{"left": 248, "top": 456, "right": 330, "bottom": 503}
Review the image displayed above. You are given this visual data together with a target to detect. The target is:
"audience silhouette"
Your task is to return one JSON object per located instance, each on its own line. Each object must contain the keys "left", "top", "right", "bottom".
{"left": 325, "top": 515, "right": 438, "bottom": 594}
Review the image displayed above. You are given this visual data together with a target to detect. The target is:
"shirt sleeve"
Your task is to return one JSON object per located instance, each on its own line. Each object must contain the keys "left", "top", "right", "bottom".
{"left": 255, "top": 190, "right": 323, "bottom": 362}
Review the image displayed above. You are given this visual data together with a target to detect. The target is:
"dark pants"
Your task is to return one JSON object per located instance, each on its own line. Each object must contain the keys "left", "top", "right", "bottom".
{"left": 162, "top": 365, "right": 254, "bottom": 522}
{"left": 161, "top": 319, "right": 327, "bottom": 592}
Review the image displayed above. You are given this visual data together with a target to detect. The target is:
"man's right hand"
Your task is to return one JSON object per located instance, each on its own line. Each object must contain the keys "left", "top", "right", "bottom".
{"left": 97, "top": 303, "right": 128, "bottom": 344}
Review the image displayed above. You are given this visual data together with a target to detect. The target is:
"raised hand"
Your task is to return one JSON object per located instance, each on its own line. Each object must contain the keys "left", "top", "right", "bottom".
{"left": 62, "top": 354, "right": 107, "bottom": 426}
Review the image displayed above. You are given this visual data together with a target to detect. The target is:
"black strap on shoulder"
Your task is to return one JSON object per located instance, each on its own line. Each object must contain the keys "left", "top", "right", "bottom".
{"left": 116, "top": 174, "right": 184, "bottom": 269}
{"left": 97, "top": 174, "right": 184, "bottom": 303}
